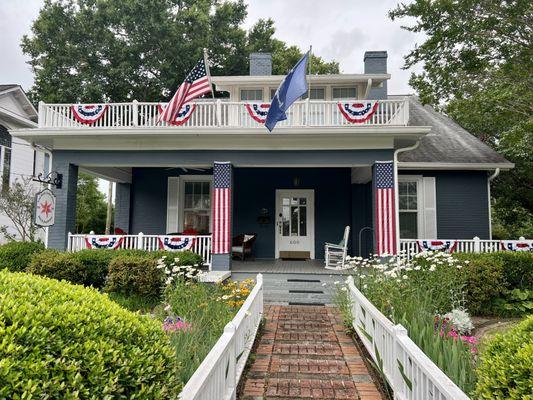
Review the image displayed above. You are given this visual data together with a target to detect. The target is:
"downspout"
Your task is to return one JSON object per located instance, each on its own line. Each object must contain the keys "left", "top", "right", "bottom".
{"left": 487, "top": 168, "right": 500, "bottom": 239}
{"left": 393, "top": 139, "right": 422, "bottom": 253}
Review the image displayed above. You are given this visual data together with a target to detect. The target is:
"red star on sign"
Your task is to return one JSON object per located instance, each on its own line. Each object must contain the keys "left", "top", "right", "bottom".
{"left": 40, "top": 200, "right": 53, "bottom": 217}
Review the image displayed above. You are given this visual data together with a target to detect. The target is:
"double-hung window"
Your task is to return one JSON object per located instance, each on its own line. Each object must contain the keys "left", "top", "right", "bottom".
{"left": 0, "top": 125, "right": 12, "bottom": 191}
{"left": 240, "top": 89, "right": 264, "bottom": 102}
{"left": 398, "top": 176, "right": 437, "bottom": 239}
{"left": 399, "top": 180, "right": 419, "bottom": 239}
{"left": 332, "top": 87, "right": 357, "bottom": 100}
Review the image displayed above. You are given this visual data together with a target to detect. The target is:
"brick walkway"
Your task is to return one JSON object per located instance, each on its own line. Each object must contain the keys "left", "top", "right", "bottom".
{"left": 241, "top": 305, "right": 382, "bottom": 399}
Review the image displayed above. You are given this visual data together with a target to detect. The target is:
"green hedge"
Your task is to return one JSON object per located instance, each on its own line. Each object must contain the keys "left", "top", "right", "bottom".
{"left": 0, "top": 241, "right": 45, "bottom": 272}
{"left": 27, "top": 250, "right": 87, "bottom": 285}
{"left": 455, "top": 252, "right": 533, "bottom": 316}
{"left": 0, "top": 270, "right": 180, "bottom": 398}
{"left": 475, "top": 315, "right": 533, "bottom": 399}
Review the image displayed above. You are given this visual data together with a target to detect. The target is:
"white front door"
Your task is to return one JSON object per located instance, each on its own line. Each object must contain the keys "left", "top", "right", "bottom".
{"left": 275, "top": 189, "right": 315, "bottom": 259}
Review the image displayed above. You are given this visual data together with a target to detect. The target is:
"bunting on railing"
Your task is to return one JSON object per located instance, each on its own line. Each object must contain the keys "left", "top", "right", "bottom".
{"left": 338, "top": 101, "right": 378, "bottom": 123}
{"left": 158, "top": 235, "right": 195, "bottom": 251}
{"left": 85, "top": 235, "right": 123, "bottom": 249}
{"left": 500, "top": 240, "right": 533, "bottom": 252}
{"left": 245, "top": 103, "right": 270, "bottom": 123}
{"left": 157, "top": 103, "right": 196, "bottom": 126}
{"left": 417, "top": 240, "right": 458, "bottom": 253}
{"left": 71, "top": 104, "right": 109, "bottom": 124}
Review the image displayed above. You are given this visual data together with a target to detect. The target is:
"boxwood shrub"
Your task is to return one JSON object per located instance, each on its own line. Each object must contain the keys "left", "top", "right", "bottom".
{"left": 475, "top": 315, "right": 533, "bottom": 399}
{"left": 27, "top": 249, "right": 87, "bottom": 285}
{"left": 0, "top": 270, "right": 180, "bottom": 399}
{"left": 0, "top": 241, "right": 45, "bottom": 272}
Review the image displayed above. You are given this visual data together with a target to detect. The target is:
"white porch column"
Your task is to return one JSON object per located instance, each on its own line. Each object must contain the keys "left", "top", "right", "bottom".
{"left": 211, "top": 161, "right": 233, "bottom": 271}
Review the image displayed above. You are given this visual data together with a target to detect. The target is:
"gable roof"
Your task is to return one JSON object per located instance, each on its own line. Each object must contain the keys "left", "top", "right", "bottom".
{"left": 0, "top": 84, "right": 38, "bottom": 127}
{"left": 397, "top": 96, "right": 513, "bottom": 169}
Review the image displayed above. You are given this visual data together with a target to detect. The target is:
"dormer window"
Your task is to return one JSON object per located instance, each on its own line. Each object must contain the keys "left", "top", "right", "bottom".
{"left": 333, "top": 87, "right": 357, "bottom": 99}
{"left": 240, "top": 89, "right": 263, "bottom": 101}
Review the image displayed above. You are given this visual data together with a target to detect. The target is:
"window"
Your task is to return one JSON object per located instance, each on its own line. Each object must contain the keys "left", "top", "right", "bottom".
{"left": 332, "top": 87, "right": 357, "bottom": 99}
{"left": 300, "top": 87, "right": 326, "bottom": 100}
{"left": 399, "top": 181, "right": 418, "bottom": 239}
{"left": 0, "top": 125, "right": 12, "bottom": 190}
{"left": 44, "top": 153, "right": 51, "bottom": 175}
{"left": 180, "top": 177, "right": 212, "bottom": 234}
{"left": 240, "top": 89, "right": 263, "bottom": 101}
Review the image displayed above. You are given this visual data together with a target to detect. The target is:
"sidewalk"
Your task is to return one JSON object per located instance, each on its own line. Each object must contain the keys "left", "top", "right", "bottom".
{"left": 240, "top": 305, "right": 383, "bottom": 399}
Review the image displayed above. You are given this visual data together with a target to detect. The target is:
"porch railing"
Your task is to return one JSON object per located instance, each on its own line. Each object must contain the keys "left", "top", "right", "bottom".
{"left": 38, "top": 98, "right": 409, "bottom": 129}
{"left": 67, "top": 233, "right": 212, "bottom": 267}
{"left": 179, "top": 274, "right": 263, "bottom": 400}
{"left": 400, "top": 236, "right": 531, "bottom": 261}
{"left": 346, "top": 276, "right": 469, "bottom": 400}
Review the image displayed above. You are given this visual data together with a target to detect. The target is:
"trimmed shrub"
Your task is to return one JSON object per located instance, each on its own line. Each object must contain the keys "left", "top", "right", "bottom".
{"left": 0, "top": 270, "right": 180, "bottom": 398}
{"left": 71, "top": 249, "right": 115, "bottom": 288}
{"left": 0, "top": 241, "right": 45, "bottom": 272}
{"left": 475, "top": 315, "right": 533, "bottom": 399}
{"left": 105, "top": 253, "right": 163, "bottom": 299}
{"left": 27, "top": 249, "right": 87, "bottom": 285}
{"left": 454, "top": 253, "right": 507, "bottom": 315}
{"left": 492, "top": 252, "right": 533, "bottom": 290}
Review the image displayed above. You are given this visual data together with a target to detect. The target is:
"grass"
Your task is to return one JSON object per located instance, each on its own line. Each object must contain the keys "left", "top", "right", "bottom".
{"left": 107, "top": 292, "right": 161, "bottom": 313}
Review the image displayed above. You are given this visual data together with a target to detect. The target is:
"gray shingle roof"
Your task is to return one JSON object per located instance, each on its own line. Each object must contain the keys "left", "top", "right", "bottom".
{"left": 397, "top": 96, "right": 513, "bottom": 167}
{"left": 0, "top": 84, "right": 19, "bottom": 92}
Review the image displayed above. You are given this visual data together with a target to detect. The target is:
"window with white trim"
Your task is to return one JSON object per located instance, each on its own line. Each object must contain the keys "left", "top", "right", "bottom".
{"left": 332, "top": 87, "right": 357, "bottom": 99}
{"left": 399, "top": 180, "right": 419, "bottom": 239}
{"left": 180, "top": 176, "right": 212, "bottom": 234}
{"left": 0, "top": 125, "right": 12, "bottom": 191}
{"left": 240, "top": 89, "right": 263, "bottom": 101}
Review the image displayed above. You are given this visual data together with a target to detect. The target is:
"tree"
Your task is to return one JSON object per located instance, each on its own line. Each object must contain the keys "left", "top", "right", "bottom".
{"left": 22, "top": 2, "right": 338, "bottom": 104}
{"left": 390, "top": 0, "right": 533, "bottom": 238}
{"left": 0, "top": 179, "right": 43, "bottom": 242}
{"left": 76, "top": 173, "right": 109, "bottom": 234}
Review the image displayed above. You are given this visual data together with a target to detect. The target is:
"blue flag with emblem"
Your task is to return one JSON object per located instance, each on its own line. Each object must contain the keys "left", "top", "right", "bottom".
{"left": 265, "top": 52, "right": 309, "bottom": 132}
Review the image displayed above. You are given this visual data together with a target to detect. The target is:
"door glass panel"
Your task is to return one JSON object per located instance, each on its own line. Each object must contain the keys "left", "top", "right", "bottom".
{"left": 291, "top": 206, "right": 299, "bottom": 235}
{"left": 283, "top": 197, "right": 289, "bottom": 205}
{"left": 299, "top": 198, "right": 306, "bottom": 205}
{"left": 184, "top": 182, "right": 193, "bottom": 208}
{"left": 291, "top": 198, "right": 298, "bottom": 205}
{"left": 400, "top": 212, "right": 418, "bottom": 239}
{"left": 299, "top": 206, "right": 307, "bottom": 236}
{"left": 282, "top": 205, "right": 290, "bottom": 236}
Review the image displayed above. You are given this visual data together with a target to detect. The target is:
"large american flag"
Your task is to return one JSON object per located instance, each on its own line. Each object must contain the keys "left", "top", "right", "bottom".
{"left": 212, "top": 162, "right": 232, "bottom": 254}
{"left": 374, "top": 161, "right": 397, "bottom": 256}
{"left": 159, "top": 57, "right": 212, "bottom": 124}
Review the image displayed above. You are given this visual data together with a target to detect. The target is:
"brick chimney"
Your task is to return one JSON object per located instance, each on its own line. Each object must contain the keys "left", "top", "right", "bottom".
{"left": 249, "top": 53, "right": 272, "bottom": 76}
{"left": 364, "top": 51, "right": 388, "bottom": 99}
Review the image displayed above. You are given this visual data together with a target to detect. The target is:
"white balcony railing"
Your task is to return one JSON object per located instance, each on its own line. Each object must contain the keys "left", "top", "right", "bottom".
{"left": 67, "top": 233, "right": 212, "bottom": 268}
{"left": 38, "top": 98, "right": 409, "bottom": 129}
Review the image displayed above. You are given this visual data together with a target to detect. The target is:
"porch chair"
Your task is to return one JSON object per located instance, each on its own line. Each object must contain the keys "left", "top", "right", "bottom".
{"left": 232, "top": 233, "right": 257, "bottom": 261}
{"left": 324, "top": 226, "right": 350, "bottom": 270}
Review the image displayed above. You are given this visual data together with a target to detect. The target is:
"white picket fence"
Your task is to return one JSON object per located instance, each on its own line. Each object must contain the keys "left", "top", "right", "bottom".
{"left": 400, "top": 236, "right": 530, "bottom": 261}
{"left": 67, "top": 232, "right": 212, "bottom": 267}
{"left": 346, "top": 276, "right": 469, "bottom": 400}
{"left": 180, "top": 274, "right": 264, "bottom": 400}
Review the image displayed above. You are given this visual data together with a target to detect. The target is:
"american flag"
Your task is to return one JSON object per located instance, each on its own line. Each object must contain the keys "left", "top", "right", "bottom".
{"left": 159, "top": 57, "right": 212, "bottom": 124}
{"left": 212, "top": 162, "right": 232, "bottom": 254}
{"left": 374, "top": 161, "right": 397, "bottom": 256}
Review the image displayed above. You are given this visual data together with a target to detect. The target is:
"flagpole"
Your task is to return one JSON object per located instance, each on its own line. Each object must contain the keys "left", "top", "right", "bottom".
{"left": 203, "top": 48, "right": 215, "bottom": 100}
{"left": 307, "top": 45, "right": 312, "bottom": 99}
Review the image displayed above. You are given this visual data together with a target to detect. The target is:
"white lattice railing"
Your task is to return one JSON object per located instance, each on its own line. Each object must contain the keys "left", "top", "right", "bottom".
{"left": 38, "top": 98, "right": 409, "bottom": 129}
{"left": 346, "top": 277, "right": 469, "bottom": 400}
{"left": 400, "top": 236, "right": 531, "bottom": 261}
{"left": 67, "top": 233, "right": 212, "bottom": 267}
{"left": 179, "top": 274, "right": 264, "bottom": 400}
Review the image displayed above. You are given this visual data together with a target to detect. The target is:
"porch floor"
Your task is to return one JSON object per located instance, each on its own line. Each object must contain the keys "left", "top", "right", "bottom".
{"left": 231, "top": 259, "right": 349, "bottom": 275}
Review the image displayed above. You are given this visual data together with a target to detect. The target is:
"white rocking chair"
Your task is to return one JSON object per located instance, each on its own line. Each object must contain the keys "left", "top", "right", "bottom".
{"left": 325, "top": 226, "right": 350, "bottom": 270}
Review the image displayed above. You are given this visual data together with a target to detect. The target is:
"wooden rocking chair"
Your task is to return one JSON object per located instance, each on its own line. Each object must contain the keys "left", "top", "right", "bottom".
{"left": 325, "top": 226, "right": 350, "bottom": 270}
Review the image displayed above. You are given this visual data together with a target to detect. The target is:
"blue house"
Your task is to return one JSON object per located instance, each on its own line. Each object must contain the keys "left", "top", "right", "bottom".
{"left": 13, "top": 51, "right": 513, "bottom": 270}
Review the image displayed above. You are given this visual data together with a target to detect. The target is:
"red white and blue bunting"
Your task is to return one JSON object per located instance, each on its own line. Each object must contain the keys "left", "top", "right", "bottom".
{"left": 71, "top": 104, "right": 109, "bottom": 125}
{"left": 158, "top": 235, "right": 195, "bottom": 251}
{"left": 500, "top": 240, "right": 533, "bottom": 252}
{"left": 85, "top": 235, "right": 124, "bottom": 250}
{"left": 158, "top": 103, "right": 196, "bottom": 126}
{"left": 337, "top": 101, "right": 378, "bottom": 123}
{"left": 417, "top": 240, "right": 458, "bottom": 253}
{"left": 245, "top": 103, "right": 270, "bottom": 124}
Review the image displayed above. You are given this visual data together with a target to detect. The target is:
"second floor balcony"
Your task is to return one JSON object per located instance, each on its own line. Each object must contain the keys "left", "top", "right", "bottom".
{"left": 38, "top": 98, "right": 410, "bottom": 130}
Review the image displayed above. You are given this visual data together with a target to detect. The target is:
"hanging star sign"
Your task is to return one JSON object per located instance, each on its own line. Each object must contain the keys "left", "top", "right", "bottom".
{"left": 40, "top": 200, "right": 53, "bottom": 217}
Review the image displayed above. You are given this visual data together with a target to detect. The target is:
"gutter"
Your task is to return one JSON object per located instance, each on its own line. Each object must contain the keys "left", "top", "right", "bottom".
{"left": 393, "top": 139, "right": 422, "bottom": 252}
{"left": 487, "top": 168, "right": 500, "bottom": 239}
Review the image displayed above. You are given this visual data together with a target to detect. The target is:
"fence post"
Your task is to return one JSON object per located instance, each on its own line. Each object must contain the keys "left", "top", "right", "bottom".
{"left": 519, "top": 236, "right": 525, "bottom": 241}
{"left": 132, "top": 99, "right": 138, "bottom": 127}
{"left": 473, "top": 236, "right": 480, "bottom": 253}
{"left": 256, "top": 273, "right": 264, "bottom": 317}
{"left": 224, "top": 321, "right": 237, "bottom": 400}
{"left": 392, "top": 324, "right": 408, "bottom": 399}
{"left": 38, "top": 101, "right": 45, "bottom": 128}
{"left": 137, "top": 232, "right": 144, "bottom": 250}
{"left": 216, "top": 99, "right": 222, "bottom": 127}
{"left": 67, "top": 232, "right": 72, "bottom": 251}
